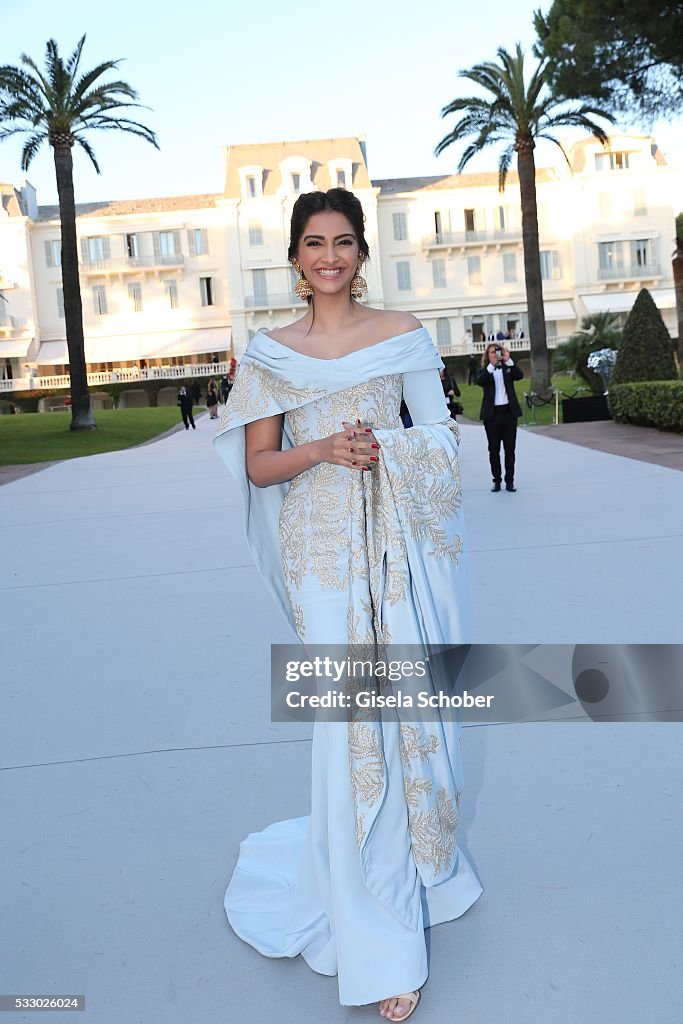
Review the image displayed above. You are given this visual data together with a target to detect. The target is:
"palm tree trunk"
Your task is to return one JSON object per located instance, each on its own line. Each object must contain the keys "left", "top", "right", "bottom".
{"left": 674, "top": 215, "right": 683, "bottom": 370}
{"left": 517, "top": 140, "right": 551, "bottom": 397}
{"left": 52, "top": 143, "right": 95, "bottom": 430}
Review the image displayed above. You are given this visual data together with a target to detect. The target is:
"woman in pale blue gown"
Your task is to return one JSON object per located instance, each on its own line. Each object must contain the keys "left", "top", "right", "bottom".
{"left": 213, "top": 188, "right": 483, "bottom": 1020}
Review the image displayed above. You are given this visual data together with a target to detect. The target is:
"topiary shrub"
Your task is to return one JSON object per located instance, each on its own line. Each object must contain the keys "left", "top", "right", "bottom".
{"left": 611, "top": 288, "right": 678, "bottom": 386}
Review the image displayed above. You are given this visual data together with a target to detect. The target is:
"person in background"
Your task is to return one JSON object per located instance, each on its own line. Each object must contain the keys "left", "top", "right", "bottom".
{"left": 177, "top": 385, "right": 195, "bottom": 430}
{"left": 467, "top": 354, "right": 478, "bottom": 386}
{"left": 206, "top": 379, "right": 219, "bottom": 419}
{"left": 477, "top": 342, "right": 523, "bottom": 492}
{"left": 220, "top": 373, "right": 231, "bottom": 403}
{"left": 440, "top": 366, "right": 462, "bottom": 420}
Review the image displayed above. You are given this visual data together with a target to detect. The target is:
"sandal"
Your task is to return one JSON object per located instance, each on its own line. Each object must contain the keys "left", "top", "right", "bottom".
{"left": 380, "top": 990, "right": 421, "bottom": 1021}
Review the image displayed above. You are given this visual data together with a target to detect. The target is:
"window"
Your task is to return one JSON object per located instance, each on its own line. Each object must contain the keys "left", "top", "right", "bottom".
{"left": 252, "top": 268, "right": 268, "bottom": 301}
{"left": 432, "top": 258, "right": 447, "bottom": 288}
{"left": 595, "top": 151, "right": 630, "bottom": 171}
{"left": 246, "top": 175, "right": 257, "bottom": 198}
{"left": 464, "top": 208, "right": 476, "bottom": 233}
{"left": 57, "top": 288, "right": 65, "bottom": 318}
{"left": 599, "top": 240, "right": 625, "bottom": 272}
{"left": 199, "top": 276, "right": 214, "bottom": 307}
{"left": 92, "top": 284, "right": 108, "bottom": 315}
{"left": 128, "top": 282, "right": 143, "bottom": 312}
{"left": 434, "top": 210, "right": 446, "bottom": 242}
{"left": 336, "top": 168, "right": 346, "bottom": 187}
{"left": 396, "top": 261, "right": 411, "bottom": 291}
{"left": 392, "top": 212, "right": 407, "bottom": 241}
{"left": 632, "top": 238, "right": 654, "bottom": 268}
{"left": 435, "top": 318, "right": 452, "bottom": 347}
{"left": 545, "top": 320, "right": 557, "bottom": 339}
{"left": 291, "top": 173, "right": 301, "bottom": 193}
{"left": 598, "top": 192, "right": 612, "bottom": 219}
{"left": 502, "top": 252, "right": 517, "bottom": 283}
{"left": 633, "top": 189, "right": 647, "bottom": 216}
{"left": 153, "top": 231, "right": 181, "bottom": 264}
{"left": 496, "top": 206, "right": 510, "bottom": 232}
{"left": 467, "top": 255, "right": 482, "bottom": 285}
{"left": 248, "top": 220, "right": 264, "bottom": 246}
{"left": 187, "top": 228, "right": 209, "bottom": 256}
{"left": 539, "top": 249, "right": 560, "bottom": 280}
{"left": 125, "top": 233, "right": 139, "bottom": 260}
{"left": 164, "top": 279, "right": 178, "bottom": 309}
{"left": 81, "top": 235, "right": 110, "bottom": 266}
{"left": 44, "top": 239, "right": 61, "bottom": 267}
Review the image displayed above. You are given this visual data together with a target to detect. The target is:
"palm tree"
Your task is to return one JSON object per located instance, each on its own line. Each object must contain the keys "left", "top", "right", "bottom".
{"left": 0, "top": 36, "right": 158, "bottom": 430}
{"left": 674, "top": 213, "right": 683, "bottom": 371}
{"left": 436, "top": 44, "right": 611, "bottom": 397}
{"left": 553, "top": 311, "right": 622, "bottom": 393}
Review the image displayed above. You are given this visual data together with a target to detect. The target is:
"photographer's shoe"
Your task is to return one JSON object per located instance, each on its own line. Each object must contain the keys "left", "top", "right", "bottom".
{"left": 491, "top": 482, "right": 501, "bottom": 492}
{"left": 505, "top": 483, "right": 516, "bottom": 492}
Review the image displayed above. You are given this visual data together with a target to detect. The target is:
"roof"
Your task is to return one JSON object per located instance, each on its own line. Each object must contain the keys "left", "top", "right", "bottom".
{"left": 373, "top": 168, "right": 560, "bottom": 194}
{"left": 36, "top": 193, "right": 222, "bottom": 222}
{"left": 223, "top": 137, "right": 372, "bottom": 197}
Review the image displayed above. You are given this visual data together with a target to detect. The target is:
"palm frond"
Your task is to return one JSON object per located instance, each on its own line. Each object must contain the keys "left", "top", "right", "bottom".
{"left": 65, "top": 35, "right": 86, "bottom": 78}
{"left": 74, "top": 134, "right": 100, "bottom": 173}
{"left": 20, "top": 131, "right": 46, "bottom": 170}
{"left": 498, "top": 144, "right": 515, "bottom": 191}
{"left": 74, "top": 116, "right": 158, "bottom": 147}
{"left": 72, "top": 66, "right": 130, "bottom": 106}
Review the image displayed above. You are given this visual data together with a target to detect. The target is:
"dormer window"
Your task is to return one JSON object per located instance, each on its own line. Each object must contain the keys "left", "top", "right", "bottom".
{"left": 336, "top": 168, "right": 346, "bottom": 188}
{"left": 291, "top": 173, "right": 301, "bottom": 193}
{"left": 246, "top": 176, "right": 257, "bottom": 198}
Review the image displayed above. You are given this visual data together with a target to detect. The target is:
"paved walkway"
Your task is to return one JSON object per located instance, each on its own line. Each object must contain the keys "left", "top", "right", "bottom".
{"left": 1, "top": 417, "right": 681, "bottom": 1023}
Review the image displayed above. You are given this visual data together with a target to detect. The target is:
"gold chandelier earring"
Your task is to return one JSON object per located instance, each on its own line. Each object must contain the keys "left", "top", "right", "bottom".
{"left": 350, "top": 258, "right": 368, "bottom": 299}
{"left": 292, "top": 259, "right": 313, "bottom": 301}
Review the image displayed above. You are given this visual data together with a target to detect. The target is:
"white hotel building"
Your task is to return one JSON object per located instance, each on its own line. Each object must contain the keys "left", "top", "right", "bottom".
{"left": 0, "top": 132, "right": 680, "bottom": 396}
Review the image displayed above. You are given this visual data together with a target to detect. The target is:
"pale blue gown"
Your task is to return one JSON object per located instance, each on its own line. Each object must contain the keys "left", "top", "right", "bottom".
{"left": 213, "top": 327, "right": 483, "bottom": 1006}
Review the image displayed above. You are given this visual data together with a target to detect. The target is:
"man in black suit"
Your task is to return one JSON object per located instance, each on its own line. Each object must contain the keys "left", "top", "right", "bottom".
{"left": 477, "top": 343, "right": 524, "bottom": 492}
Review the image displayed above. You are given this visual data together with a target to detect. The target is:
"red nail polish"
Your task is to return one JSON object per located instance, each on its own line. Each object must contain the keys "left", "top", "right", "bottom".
{"left": 370, "top": 456, "right": 378, "bottom": 461}
{"left": 348, "top": 447, "right": 354, "bottom": 452}
{"left": 352, "top": 460, "right": 357, "bottom": 465}
{"left": 371, "top": 443, "right": 380, "bottom": 449}
{"left": 356, "top": 419, "right": 361, "bottom": 424}
{"left": 361, "top": 466, "right": 369, "bottom": 471}
{"left": 364, "top": 428, "right": 372, "bottom": 433}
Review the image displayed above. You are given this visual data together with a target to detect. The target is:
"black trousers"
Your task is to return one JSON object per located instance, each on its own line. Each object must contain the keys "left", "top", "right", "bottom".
{"left": 180, "top": 407, "right": 195, "bottom": 429}
{"left": 484, "top": 404, "right": 517, "bottom": 484}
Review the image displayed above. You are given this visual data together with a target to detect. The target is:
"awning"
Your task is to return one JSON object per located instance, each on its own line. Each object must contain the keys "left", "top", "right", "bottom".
{"left": 543, "top": 300, "right": 576, "bottom": 320}
{"left": 0, "top": 338, "right": 33, "bottom": 358}
{"left": 579, "top": 289, "right": 675, "bottom": 314}
{"left": 35, "top": 328, "right": 232, "bottom": 365}
{"left": 35, "top": 340, "right": 68, "bottom": 364}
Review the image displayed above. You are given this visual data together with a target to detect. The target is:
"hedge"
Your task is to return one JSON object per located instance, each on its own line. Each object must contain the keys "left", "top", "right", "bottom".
{"left": 608, "top": 381, "right": 683, "bottom": 432}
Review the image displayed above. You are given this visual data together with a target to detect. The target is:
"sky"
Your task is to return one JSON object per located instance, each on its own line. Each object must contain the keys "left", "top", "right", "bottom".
{"left": 1, "top": 0, "right": 682, "bottom": 206}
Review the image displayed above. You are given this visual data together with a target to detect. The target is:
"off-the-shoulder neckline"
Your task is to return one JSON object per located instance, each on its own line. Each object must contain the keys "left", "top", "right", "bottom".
{"left": 255, "top": 325, "right": 425, "bottom": 362}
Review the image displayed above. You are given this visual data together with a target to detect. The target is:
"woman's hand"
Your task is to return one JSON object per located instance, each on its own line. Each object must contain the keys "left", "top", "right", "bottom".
{"left": 311, "top": 420, "right": 381, "bottom": 471}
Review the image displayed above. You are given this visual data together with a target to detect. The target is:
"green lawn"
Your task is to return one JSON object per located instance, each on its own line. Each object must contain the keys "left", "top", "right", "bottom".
{"left": 459, "top": 374, "right": 592, "bottom": 427}
{"left": 0, "top": 406, "right": 205, "bottom": 465}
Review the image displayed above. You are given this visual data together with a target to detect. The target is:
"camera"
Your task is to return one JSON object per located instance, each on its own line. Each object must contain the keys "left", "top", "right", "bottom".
{"left": 494, "top": 346, "right": 504, "bottom": 358}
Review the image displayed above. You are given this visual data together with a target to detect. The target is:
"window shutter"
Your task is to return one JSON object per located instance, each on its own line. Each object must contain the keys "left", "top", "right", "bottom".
{"left": 173, "top": 231, "right": 182, "bottom": 256}
{"left": 152, "top": 232, "right": 161, "bottom": 262}
{"left": 92, "top": 286, "right": 99, "bottom": 315}
{"left": 475, "top": 207, "right": 486, "bottom": 233}
{"left": 45, "top": 240, "right": 54, "bottom": 268}
{"left": 80, "top": 238, "right": 89, "bottom": 263}
{"left": 187, "top": 229, "right": 196, "bottom": 257}
{"left": 201, "top": 228, "right": 208, "bottom": 254}
{"left": 102, "top": 236, "right": 111, "bottom": 260}
{"left": 552, "top": 251, "right": 560, "bottom": 280}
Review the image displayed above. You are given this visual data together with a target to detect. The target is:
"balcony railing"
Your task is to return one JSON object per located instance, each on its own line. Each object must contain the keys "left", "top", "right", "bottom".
{"left": 0, "top": 360, "right": 231, "bottom": 394}
{"left": 0, "top": 316, "right": 28, "bottom": 335}
{"left": 598, "top": 263, "right": 660, "bottom": 281}
{"left": 80, "top": 254, "right": 185, "bottom": 273}
{"left": 244, "top": 291, "right": 305, "bottom": 309}
{"left": 423, "top": 229, "right": 522, "bottom": 248}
